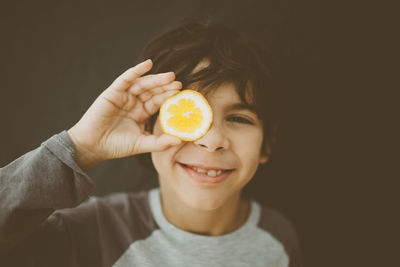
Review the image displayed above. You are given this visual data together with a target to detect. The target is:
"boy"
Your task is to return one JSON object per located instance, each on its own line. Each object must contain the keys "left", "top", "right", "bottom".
{"left": 0, "top": 20, "right": 302, "bottom": 266}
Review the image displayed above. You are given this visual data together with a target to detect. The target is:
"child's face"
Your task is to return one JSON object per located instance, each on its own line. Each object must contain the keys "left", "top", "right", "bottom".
{"left": 151, "top": 82, "right": 268, "bottom": 211}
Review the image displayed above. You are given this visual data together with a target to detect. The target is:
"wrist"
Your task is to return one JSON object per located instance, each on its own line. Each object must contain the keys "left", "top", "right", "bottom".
{"left": 67, "top": 127, "right": 104, "bottom": 170}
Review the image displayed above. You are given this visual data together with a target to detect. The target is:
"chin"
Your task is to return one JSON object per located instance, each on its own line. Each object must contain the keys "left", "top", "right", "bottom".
{"left": 178, "top": 188, "right": 228, "bottom": 211}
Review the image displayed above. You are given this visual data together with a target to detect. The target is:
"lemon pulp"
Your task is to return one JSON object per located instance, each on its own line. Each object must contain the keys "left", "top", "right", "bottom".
{"left": 160, "top": 90, "right": 213, "bottom": 141}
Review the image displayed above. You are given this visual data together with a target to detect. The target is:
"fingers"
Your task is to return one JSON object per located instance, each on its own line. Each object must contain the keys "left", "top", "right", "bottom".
{"left": 106, "top": 60, "right": 180, "bottom": 98}
{"left": 128, "top": 72, "right": 176, "bottom": 95}
{"left": 135, "top": 134, "right": 182, "bottom": 154}
{"left": 143, "top": 90, "right": 180, "bottom": 115}
{"left": 138, "top": 81, "right": 182, "bottom": 102}
{"left": 107, "top": 59, "right": 153, "bottom": 92}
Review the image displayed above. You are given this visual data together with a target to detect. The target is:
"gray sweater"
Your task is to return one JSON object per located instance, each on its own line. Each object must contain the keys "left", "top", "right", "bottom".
{"left": 0, "top": 131, "right": 302, "bottom": 267}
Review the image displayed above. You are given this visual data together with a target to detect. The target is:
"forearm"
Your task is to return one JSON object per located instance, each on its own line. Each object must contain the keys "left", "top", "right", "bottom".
{"left": 0, "top": 131, "right": 95, "bottom": 251}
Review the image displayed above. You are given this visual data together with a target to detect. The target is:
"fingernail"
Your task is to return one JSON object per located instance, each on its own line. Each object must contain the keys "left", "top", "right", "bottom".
{"left": 145, "top": 59, "right": 152, "bottom": 63}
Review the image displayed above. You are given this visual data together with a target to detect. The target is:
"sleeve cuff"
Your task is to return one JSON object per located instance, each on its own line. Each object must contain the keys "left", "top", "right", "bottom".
{"left": 41, "top": 130, "right": 94, "bottom": 188}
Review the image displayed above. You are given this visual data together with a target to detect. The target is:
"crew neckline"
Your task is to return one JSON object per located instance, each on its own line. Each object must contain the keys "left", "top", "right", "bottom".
{"left": 148, "top": 187, "right": 261, "bottom": 243}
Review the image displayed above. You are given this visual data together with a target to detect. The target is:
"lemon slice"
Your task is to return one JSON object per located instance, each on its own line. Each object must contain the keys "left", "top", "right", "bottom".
{"left": 160, "top": 89, "right": 213, "bottom": 141}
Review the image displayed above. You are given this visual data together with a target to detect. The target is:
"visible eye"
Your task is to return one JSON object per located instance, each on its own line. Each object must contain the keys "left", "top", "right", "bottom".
{"left": 227, "top": 115, "right": 253, "bottom": 124}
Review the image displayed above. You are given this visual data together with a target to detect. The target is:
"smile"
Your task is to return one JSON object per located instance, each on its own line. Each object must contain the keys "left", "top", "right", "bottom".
{"left": 178, "top": 163, "right": 234, "bottom": 184}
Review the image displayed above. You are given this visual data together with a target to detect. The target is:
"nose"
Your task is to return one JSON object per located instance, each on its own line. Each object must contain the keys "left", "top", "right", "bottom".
{"left": 193, "top": 122, "right": 229, "bottom": 152}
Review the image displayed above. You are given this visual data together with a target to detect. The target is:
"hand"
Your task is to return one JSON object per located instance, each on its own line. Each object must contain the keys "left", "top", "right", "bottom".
{"left": 67, "top": 59, "right": 182, "bottom": 170}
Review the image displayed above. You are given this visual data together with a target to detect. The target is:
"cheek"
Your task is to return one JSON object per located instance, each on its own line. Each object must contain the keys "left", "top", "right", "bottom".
{"left": 151, "top": 147, "right": 174, "bottom": 172}
{"left": 233, "top": 130, "right": 264, "bottom": 166}
{"left": 150, "top": 151, "right": 162, "bottom": 173}
{"left": 150, "top": 140, "right": 183, "bottom": 175}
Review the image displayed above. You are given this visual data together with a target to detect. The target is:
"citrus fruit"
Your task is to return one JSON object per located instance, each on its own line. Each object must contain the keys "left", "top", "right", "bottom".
{"left": 159, "top": 89, "right": 213, "bottom": 141}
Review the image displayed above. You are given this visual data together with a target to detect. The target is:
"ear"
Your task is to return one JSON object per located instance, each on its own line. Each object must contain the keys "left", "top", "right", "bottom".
{"left": 259, "top": 154, "right": 268, "bottom": 164}
{"left": 259, "top": 144, "right": 271, "bottom": 164}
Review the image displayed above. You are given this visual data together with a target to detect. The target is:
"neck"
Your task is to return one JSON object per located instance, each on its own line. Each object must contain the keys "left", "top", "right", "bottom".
{"left": 160, "top": 189, "right": 250, "bottom": 236}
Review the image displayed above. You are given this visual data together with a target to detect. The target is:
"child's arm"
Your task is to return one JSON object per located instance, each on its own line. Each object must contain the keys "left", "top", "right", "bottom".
{"left": 67, "top": 59, "right": 182, "bottom": 170}
{"left": 0, "top": 130, "right": 95, "bottom": 254}
{"left": 0, "top": 59, "right": 182, "bottom": 258}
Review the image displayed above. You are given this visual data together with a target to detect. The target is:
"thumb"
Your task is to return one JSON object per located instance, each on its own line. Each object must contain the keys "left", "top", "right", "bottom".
{"left": 156, "top": 134, "right": 182, "bottom": 150}
{"left": 135, "top": 134, "right": 182, "bottom": 154}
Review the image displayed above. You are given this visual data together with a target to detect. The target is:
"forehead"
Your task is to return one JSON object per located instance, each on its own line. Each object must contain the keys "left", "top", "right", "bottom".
{"left": 205, "top": 82, "right": 241, "bottom": 104}
{"left": 192, "top": 58, "right": 211, "bottom": 73}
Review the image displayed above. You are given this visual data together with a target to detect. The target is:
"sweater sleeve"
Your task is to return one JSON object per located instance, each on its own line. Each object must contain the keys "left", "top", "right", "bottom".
{"left": 0, "top": 130, "right": 95, "bottom": 253}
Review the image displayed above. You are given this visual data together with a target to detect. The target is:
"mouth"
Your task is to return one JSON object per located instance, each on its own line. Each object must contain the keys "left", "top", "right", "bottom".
{"left": 178, "top": 163, "right": 234, "bottom": 184}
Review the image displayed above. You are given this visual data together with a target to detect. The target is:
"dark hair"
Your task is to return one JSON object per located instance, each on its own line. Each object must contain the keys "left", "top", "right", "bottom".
{"left": 137, "top": 19, "right": 279, "bottom": 171}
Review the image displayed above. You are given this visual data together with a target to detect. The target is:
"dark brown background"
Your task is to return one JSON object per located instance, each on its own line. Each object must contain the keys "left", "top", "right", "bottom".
{"left": 1, "top": 0, "right": 398, "bottom": 266}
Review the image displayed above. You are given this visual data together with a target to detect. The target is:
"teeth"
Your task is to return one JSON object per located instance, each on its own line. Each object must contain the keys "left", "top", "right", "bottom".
{"left": 195, "top": 168, "right": 207, "bottom": 173}
{"left": 207, "top": 170, "right": 217, "bottom": 177}
{"left": 191, "top": 166, "right": 223, "bottom": 177}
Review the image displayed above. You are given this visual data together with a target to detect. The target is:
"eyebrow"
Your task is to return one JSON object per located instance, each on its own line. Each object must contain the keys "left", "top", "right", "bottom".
{"left": 225, "top": 102, "right": 257, "bottom": 113}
